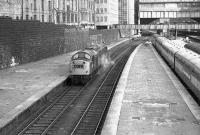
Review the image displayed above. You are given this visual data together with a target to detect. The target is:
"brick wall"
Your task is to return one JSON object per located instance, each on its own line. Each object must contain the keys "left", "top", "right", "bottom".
{"left": 0, "top": 17, "right": 12, "bottom": 69}
{"left": 0, "top": 17, "right": 68, "bottom": 69}
{"left": 89, "top": 29, "right": 120, "bottom": 45}
{"left": 0, "top": 17, "right": 119, "bottom": 70}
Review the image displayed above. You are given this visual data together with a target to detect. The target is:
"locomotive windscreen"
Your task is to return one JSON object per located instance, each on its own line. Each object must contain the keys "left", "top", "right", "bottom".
{"left": 72, "top": 52, "right": 91, "bottom": 60}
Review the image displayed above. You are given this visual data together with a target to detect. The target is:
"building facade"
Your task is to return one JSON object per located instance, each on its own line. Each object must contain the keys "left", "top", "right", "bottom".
{"left": 0, "top": 0, "right": 54, "bottom": 22}
{"left": 0, "top": 0, "right": 22, "bottom": 20}
{"left": 95, "top": 0, "right": 118, "bottom": 29}
{"left": 51, "top": 0, "right": 78, "bottom": 25}
{"left": 139, "top": 0, "right": 200, "bottom": 24}
{"left": 78, "top": 0, "right": 95, "bottom": 26}
{"left": 118, "top": 0, "right": 135, "bottom": 25}
{"left": 0, "top": 0, "right": 95, "bottom": 26}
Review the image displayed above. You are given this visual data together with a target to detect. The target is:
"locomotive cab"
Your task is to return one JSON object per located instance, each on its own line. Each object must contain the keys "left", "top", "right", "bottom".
{"left": 68, "top": 43, "right": 108, "bottom": 85}
{"left": 70, "top": 51, "right": 92, "bottom": 75}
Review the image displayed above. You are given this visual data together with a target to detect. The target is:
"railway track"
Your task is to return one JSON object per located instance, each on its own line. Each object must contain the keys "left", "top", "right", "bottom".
{"left": 17, "top": 85, "right": 90, "bottom": 135}
{"left": 70, "top": 45, "right": 136, "bottom": 135}
{"left": 17, "top": 40, "right": 143, "bottom": 135}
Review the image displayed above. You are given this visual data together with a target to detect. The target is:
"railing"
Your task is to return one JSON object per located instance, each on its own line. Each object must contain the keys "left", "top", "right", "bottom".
{"left": 117, "top": 24, "right": 200, "bottom": 30}
{"left": 139, "top": 0, "right": 200, "bottom": 3}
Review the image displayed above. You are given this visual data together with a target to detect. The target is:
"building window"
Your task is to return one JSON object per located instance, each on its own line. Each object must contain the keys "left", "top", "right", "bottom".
{"left": 96, "top": 8, "right": 99, "bottom": 13}
{"left": 26, "top": 15, "right": 29, "bottom": 20}
{"left": 67, "top": 5, "right": 70, "bottom": 11}
{"left": 42, "top": 15, "right": 44, "bottom": 22}
{"left": 75, "top": 14, "right": 77, "bottom": 23}
{"left": 100, "top": 0, "right": 103, "bottom": 4}
{"left": 96, "top": 17, "right": 99, "bottom": 22}
{"left": 63, "top": 13, "right": 66, "bottom": 23}
{"left": 101, "top": 16, "right": 103, "bottom": 22}
{"left": 34, "top": 15, "right": 37, "bottom": 20}
{"left": 92, "top": 14, "right": 95, "bottom": 22}
{"left": 96, "top": 0, "right": 99, "bottom": 4}
{"left": 63, "top": 0, "right": 65, "bottom": 10}
{"left": 104, "top": 8, "right": 107, "bottom": 13}
{"left": 41, "top": 0, "right": 44, "bottom": 11}
{"left": 67, "top": 12, "right": 70, "bottom": 23}
{"left": 49, "top": 15, "right": 52, "bottom": 22}
{"left": 71, "top": 13, "right": 74, "bottom": 23}
{"left": 104, "top": 0, "right": 107, "bottom": 3}
{"left": 48, "top": 1, "right": 51, "bottom": 11}
{"left": 100, "top": 8, "right": 103, "bottom": 13}
{"left": 57, "top": 13, "right": 60, "bottom": 23}
{"left": 104, "top": 16, "right": 107, "bottom": 22}
{"left": 34, "top": 0, "right": 36, "bottom": 11}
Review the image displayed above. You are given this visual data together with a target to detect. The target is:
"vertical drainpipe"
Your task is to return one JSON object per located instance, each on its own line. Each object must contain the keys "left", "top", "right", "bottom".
{"left": 93, "top": 0, "right": 95, "bottom": 28}
{"left": 78, "top": 0, "right": 80, "bottom": 26}
{"left": 175, "top": 22, "right": 177, "bottom": 39}
{"left": 21, "top": 0, "right": 23, "bottom": 20}
{"left": 138, "top": 0, "right": 140, "bottom": 35}
{"left": 52, "top": 0, "right": 55, "bottom": 23}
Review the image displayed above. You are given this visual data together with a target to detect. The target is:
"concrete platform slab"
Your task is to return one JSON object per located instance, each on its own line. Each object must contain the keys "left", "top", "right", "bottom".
{"left": 101, "top": 43, "right": 200, "bottom": 135}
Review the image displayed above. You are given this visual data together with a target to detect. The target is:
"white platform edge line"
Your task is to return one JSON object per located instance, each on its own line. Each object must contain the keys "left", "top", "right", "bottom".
{"left": 101, "top": 44, "right": 143, "bottom": 135}
{"left": 151, "top": 44, "right": 200, "bottom": 122}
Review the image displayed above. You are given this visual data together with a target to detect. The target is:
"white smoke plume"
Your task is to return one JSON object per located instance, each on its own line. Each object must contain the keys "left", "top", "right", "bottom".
{"left": 101, "top": 54, "right": 114, "bottom": 70}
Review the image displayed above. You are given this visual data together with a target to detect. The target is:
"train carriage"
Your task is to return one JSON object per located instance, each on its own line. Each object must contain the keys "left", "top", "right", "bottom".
{"left": 153, "top": 34, "right": 200, "bottom": 101}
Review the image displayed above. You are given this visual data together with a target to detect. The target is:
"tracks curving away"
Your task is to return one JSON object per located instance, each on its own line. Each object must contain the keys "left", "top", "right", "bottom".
{"left": 70, "top": 45, "right": 137, "bottom": 135}
{"left": 17, "top": 40, "right": 143, "bottom": 135}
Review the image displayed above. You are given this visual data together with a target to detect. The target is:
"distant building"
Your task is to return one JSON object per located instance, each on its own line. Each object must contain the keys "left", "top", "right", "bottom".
{"left": 0, "top": 0, "right": 54, "bottom": 22}
{"left": 118, "top": 0, "right": 135, "bottom": 25}
{"left": 78, "top": 0, "right": 95, "bottom": 27}
{"left": 0, "top": 0, "right": 95, "bottom": 26}
{"left": 52, "top": 0, "right": 78, "bottom": 25}
{"left": 139, "top": 0, "right": 200, "bottom": 24}
{"left": 95, "top": 0, "right": 118, "bottom": 29}
{"left": 0, "top": 0, "right": 21, "bottom": 20}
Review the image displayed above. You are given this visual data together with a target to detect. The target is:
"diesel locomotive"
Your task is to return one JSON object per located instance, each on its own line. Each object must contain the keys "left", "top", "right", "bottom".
{"left": 68, "top": 43, "right": 109, "bottom": 84}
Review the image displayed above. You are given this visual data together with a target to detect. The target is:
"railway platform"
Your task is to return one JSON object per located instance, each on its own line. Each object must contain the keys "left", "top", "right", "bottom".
{"left": 101, "top": 43, "right": 200, "bottom": 135}
{"left": 0, "top": 38, "right": 129, "bottom": 134}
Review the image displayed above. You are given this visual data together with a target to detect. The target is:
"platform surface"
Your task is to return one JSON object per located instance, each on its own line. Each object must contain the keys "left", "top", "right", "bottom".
{"left": 101, "top": 43, "right": 200, "bottom": 135}
{"left": 0, "top": 38, "right": 128, "bottom": 131}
